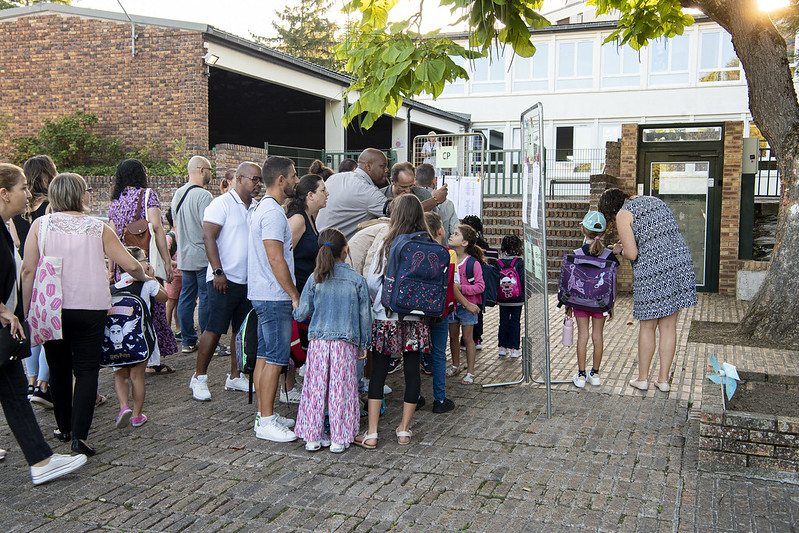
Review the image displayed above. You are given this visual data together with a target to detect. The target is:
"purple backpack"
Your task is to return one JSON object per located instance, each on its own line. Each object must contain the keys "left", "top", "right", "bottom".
{"left": 382, "top": 231, "right": 452, "bottom": 318}
{"left": 557, "top": 247, "right": 617, "bottom": 313}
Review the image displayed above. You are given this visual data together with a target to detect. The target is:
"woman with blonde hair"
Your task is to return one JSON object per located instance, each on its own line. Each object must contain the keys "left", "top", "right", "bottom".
{"left": 22, "top": 172, "right": 151, "bottom": 456}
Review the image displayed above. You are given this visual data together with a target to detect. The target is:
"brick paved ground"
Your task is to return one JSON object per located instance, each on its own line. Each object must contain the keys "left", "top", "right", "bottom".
{"left": 2, "top": 294, "right": 798, "bottom": 532}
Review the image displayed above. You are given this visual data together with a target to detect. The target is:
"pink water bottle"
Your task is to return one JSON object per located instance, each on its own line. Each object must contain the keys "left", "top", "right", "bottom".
{"left": 562, "top": 317, "right": 574, "bottom": 346}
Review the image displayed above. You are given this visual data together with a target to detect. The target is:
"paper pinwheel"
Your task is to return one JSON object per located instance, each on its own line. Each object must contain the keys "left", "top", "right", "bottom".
{"left": 707, "top": 354, "right": 741, "bottom": 409}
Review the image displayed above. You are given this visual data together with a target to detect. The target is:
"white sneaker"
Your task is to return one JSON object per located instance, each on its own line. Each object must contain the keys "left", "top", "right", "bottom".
{"left": 587, "top": 371, "right": 601, "bottom": 386}
{"left": 255, "top": 419, "right": 297, "bottom": 442}
{"left": 509, "top": 349, "right": 522, "bottom": 358}
{"left": 279, "top": 384, "right": 302, "bottom": 404}
{"left": 253, "top": 413, "right": 261, "bottom": 431}
{"left": 31, "top": 454, "right": 87, "bottom": 485}
{"left": 573, "top": 373, "right": 586, "bottom": 389}
{"left": 190, "top": 373, "right": 211, "bottom": 401}
{"left": 305, "top": 437, "right": 331, "bottom": 451}
{"left": 383, "top": 384, "right": 393, "bottom": 395}
{"left": 225, "top": 374, "right": 249, "bottom": 392}
{"left": 330, "top": 442, "right": 348, "bottom": 453}
{"left": 498, "top": 347, "right": 508, "bottom": 356}
{"left": 272, "top": 413, "right": 296, "bottom": 429}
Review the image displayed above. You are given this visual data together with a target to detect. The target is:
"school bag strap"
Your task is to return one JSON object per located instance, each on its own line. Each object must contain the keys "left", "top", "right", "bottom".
{"left": 465, "top": 255, "right": 477, "bottom": 283}
{"left": 174, "top": 184, "right": 201, "bottom": 215}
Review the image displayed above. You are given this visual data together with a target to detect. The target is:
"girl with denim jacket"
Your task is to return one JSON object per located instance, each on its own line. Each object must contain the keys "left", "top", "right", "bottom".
{"left": 292, "top": 228, "right": 372, "bottom": 453}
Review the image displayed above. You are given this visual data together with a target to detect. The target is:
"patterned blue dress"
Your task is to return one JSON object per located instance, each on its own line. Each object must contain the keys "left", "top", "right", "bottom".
{"left": 624, "top": 196, "right": 697, "bottom": 320}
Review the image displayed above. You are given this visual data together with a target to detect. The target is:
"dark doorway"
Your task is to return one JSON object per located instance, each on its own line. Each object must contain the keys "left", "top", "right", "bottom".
{"left": 346, "top": 114, "right": 392, "bottom": 151}
{"left": 208, "top": 67, "right": 326, "bottom": 150}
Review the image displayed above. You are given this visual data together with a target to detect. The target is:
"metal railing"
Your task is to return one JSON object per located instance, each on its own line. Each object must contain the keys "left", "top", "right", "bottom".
{"left": 322, "top": 149, "right": 398, "bottom": 173}
{"left": 756, "top": 146, "right": 780, "bottom": 197}
{"left": 482, "top": 148, "right": 604, "bottom": 198}
{"left": 264, "top": 143, "right": 323, "bottom": 175}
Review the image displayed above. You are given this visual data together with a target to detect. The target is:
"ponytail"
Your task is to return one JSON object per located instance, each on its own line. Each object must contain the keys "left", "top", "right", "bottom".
{"left": 582, "top": 226, "right": 606, "bottom": 257}
{"left": 314, "top": 228, "right": 347, "bottom": 283}
{"left": 456, "top": 224, "right": 486, "bottom": 264}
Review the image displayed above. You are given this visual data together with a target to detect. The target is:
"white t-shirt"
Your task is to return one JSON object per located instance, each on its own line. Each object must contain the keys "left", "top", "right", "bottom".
{"left": 114, "top": 273, "right": 160, "bottom": 310}
{"left": 203, "top": 190, "right": 257, "bottom": 284}
{"left": 247, "top": 195, "right": 295, "bottom": 302}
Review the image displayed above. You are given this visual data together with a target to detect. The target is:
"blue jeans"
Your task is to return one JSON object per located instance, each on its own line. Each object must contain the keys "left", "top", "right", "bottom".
{"left": 177, "top": 269, "right": 209, "bottom": 347}
{"left": 252, "top": 300, "right": 293, "bottom": 366}
{"left": 24, "top": 344, "right": 49, "bottom": 382}
{"left": 429, "top": 318, "right": 449, "bottom": 402}
{"left": 499, "top": 305, "right": 522, "bottom": 349}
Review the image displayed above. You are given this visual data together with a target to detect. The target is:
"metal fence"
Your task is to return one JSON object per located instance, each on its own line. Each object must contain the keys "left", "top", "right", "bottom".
{"left": 264, "top": 143, "right": 323, "bottom": 175}
{"left": 482, "top": 147, "right": 604, "bottom": 198}
{"left": 321, "top": 149, "right": 398, "bottom": 173}
{"left": 756, "top": 146, "right": 780, "bottom": 197}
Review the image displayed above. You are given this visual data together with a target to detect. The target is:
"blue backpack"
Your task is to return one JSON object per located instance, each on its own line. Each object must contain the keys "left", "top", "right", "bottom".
{"left": 101, "top": 282, "right": 156, "bottom": 367}
{"left": 465, "top": 256, "right": 498, "bottom": 311}
{"left": 381, "top": 231, "right": 452, "bottom": 319}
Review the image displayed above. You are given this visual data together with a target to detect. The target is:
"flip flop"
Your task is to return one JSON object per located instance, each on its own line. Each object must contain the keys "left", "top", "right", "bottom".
{"left": 146, "top": 364, "right": 176, "bottom": 375}
{"left": 95, "top": 394, "right": 107, "bottom": 408}
{"left": 354, "top": 432, "right": 378, "bottom": 449}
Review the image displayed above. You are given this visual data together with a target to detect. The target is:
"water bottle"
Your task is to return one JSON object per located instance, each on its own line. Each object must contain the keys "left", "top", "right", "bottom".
{"left": 562, "top": 317, "right": 574, "bottom": 346}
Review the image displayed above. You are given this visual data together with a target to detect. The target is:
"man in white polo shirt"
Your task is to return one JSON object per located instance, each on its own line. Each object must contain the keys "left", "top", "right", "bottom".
{"left": 189, "top": 162, "right": 262, "bottom": 402}
{"left": 248, "top": 156, "right": 300, "bottom": 442}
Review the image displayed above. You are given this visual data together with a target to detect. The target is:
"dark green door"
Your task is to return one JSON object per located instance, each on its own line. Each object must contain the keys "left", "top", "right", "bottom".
{"left": 642, "top": 152, "right": 721, "bottom": 292}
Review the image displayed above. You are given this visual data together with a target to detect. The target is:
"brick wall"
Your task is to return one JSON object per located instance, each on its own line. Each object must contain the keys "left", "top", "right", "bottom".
{"left": 719, "top": 121, "right": 744, "bottom": 295}
{"left": 604, "top": 141, "right": 621, "bottom": 178}
{"left": 214, "top": 144, "right": 270, "bottom": 173}
{"left": 700, "top": 372, "right": 799, "bottom": 473}
{"left": 0, "top": 13, "right": 208, "bottom": 158}
{"left": 618, "top": 124, "right": 638, "bottom": 193}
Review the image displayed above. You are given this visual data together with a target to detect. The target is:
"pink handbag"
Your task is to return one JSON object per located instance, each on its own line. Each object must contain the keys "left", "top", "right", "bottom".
{"left": 28, "top": 214, "right": 64, "bottom": 346}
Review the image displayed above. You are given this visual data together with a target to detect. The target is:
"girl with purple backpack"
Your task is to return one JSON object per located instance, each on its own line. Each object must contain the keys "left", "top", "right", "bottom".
{"left": 566, "top": 211, "right": 619, "bottom": 389}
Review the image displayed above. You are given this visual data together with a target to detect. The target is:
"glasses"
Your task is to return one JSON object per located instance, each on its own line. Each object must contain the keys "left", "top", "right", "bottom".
{"left": 85, "top": 187, "right": 94, "bottom": 194}
{"left": 240, "top": 175, "right": 262, "bottom": 184}
{"left": 199, "top": 167, "right": 212, "bottom": 172}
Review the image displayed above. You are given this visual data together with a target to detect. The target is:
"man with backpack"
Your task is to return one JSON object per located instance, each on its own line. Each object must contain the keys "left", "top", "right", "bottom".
{"left": 189, "top": 162, "right": 262, "bottom": 402}
{"left": 171, "top": 156, "right": 213, "bottom": 354}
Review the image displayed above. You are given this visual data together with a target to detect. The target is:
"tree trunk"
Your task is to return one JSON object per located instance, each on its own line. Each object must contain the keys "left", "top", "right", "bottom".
{"left": 692, "top": 0, "right": 799, "bottom": 344}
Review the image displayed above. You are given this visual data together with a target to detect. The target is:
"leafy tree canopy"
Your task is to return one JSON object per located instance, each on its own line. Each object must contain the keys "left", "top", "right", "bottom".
{"left": 252, "top": 0, "right": 345, "bottom": 71}
{"left": 0, "top": 0, "right": 69, "bottom": 9}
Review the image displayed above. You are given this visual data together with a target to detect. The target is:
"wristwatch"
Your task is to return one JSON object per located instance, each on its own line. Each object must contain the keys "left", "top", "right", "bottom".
{"left": 213, "top": 268, "right": 224, "bottom": 276}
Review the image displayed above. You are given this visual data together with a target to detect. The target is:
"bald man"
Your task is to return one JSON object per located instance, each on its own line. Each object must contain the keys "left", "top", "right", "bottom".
{"left": 171, "top": 155, "right": 214, "bottom": 353}
{"left": 317, "top": 149, "right": 447, "bottom": 238}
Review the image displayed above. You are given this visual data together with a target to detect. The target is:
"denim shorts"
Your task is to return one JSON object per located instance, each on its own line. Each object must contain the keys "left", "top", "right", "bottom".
{"left": 205, "top": 281, "right": 252, "bottom": 335}
{"left": 448, "top": 305, "right": 479, "bottom": 326}
{"left": 252, "top": 300, "right": 293, "bottom": 365}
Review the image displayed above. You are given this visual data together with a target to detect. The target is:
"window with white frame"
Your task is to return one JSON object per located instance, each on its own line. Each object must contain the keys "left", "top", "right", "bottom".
{"left": 557, "top": 40, "right": 594, "bottom": 89}
{"left": 512, "top": 43, "right": 549, "bottom": 92}
{"left": 698, "top": 30, "right": 741, "bottom": 82}
{"left": 601, "top": 43, "right": 641, "bottom": 87}
{"left": 442, "top": 56, "right": 466, "bottom": 96}
{"left": 471, "top": 52, "right": 506, "bottom": 93}
{"left": 649, "top": 34, "right": 690, "bottom": 85}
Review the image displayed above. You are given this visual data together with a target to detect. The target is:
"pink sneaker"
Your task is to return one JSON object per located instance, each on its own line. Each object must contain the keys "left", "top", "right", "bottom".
{"left": 116, "top": 406, "right": 132, "bottom": 429}
{"left": 131, "top": 414, "right": 148, "bottom": 427}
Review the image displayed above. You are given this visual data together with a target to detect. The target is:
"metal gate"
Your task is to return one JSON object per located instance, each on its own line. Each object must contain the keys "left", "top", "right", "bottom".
{"left": 412, "top": 133, "right": 487, "bottom": 219}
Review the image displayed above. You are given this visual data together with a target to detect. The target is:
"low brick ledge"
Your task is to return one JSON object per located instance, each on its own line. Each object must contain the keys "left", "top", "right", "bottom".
{"left": 699, "top": 371, "right": 799, "bottom": 478}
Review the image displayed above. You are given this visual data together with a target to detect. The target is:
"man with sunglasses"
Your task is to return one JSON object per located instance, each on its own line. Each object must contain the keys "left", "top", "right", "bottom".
{"left": 189, "top": 162, "right": 262, "bottom": 402}
{"left": 171, "top": 156, "right": 214, "bottom": 355}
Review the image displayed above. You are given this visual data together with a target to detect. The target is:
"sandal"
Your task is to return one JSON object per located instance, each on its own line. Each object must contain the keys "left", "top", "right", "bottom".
{"left": 146, "top": 364, "right": 176, "bottom": 375}
{"left": 95, "top": 394, "right": 107, "bottom": 408}
{"left": 396, "top": 428, "right": 412, "bottom": 445}
{"left": 354, "top": 432, "right": 378, "bottom": 449}
{"left": 445, "top": 365, "right": 460, "bottom": 377}
{"left": 461, "top": 373, "right": 475, "bottom": 385}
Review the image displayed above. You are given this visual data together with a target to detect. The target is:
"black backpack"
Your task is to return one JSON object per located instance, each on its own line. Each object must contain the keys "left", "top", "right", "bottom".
{"left": 465, "top": 256, "right": 499, "bottom": 311}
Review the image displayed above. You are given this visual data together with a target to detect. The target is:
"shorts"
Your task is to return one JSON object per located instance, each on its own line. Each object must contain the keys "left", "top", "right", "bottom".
{"left": 165, "top": 269, "right": 182, "bottom": 300}
{"left": 573, "top": 309, "right": 607, "bottom": 320}
{"left": 205, "top": 281, "right": 252, "bottom": 335}
{"left": 448, "top": 305, "right": 479, "bottom": 326}
{"left": 252, "top": 300, "right": 293, "bottom": 366}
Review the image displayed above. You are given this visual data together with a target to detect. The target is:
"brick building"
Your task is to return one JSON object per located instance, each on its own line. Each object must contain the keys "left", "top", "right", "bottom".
{"left": 0, "top": 3, "right": 469, "bottom": 166}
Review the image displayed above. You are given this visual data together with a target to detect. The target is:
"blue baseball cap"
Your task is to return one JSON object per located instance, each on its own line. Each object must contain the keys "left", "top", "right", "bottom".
{"left": 582, "top": 211, "right": 606, "bottom": 232}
